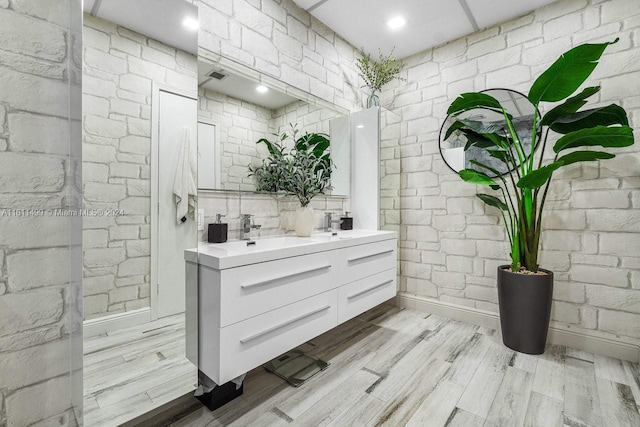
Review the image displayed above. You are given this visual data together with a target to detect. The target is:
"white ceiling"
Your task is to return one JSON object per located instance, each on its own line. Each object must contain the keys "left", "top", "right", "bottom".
{"left": 198, "top": 61, "right": 298, "bottom": 110}
{"left": 83, "top": 0, "right": 198, "bottom": 54}
{"left": 295, "top": 0, "right": 560, "bottom": 59}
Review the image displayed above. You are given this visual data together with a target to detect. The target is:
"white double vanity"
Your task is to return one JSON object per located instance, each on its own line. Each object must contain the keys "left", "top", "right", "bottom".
{"left": 185, "top": 230, "right": 397, "bottom": 386}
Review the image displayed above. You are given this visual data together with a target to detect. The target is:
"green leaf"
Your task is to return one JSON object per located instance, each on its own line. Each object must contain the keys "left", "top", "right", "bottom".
{"left": 528, "top": 39, "right": 618, "bottom": 104}
{"left": 257, "top": 138, "right": 283, "bottom": 157}
{"left": 444, "top": 120, "right": 467, "bottom": 140}
{"left": 553, "top": 125, "right": 634, "bottom": 152}
{"left": 459, "top": 169, "right": 499, "bottom": 187}
{"left": 550, "top": 104, "right": 629, "bottom": 134}
{"left": 447, "top": 92, "right": 503, "bottom": 116}
{"left": 556, "top": 150, "right": 615, "bottom": 165}
{"left": 517, "top": 162, "right": 564, "bottom": 189}
{"left": 540, "top": 86, "right": 600, "bottom": 126}
{"left": 469, "top": 159, "right": 502, "bottom": 178}
{"left": 457, "top": 128, "right": 495, "bottom": 150}
{"left": 488, "top": 149, "right": 510, "bottom": 163}
{"left": 457, "top": 128, "right": 509, "bottom": 151}
{"left": 477, "top": 194, "right": 508, "bottom": 211}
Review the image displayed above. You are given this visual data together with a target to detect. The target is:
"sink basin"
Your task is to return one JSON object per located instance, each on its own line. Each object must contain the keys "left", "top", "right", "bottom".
{"left": 191, "top": 230, "right": 397, "bottom": 270}
{"left": 208, "top": 236, "right": 318, "bottom": 253}
{"left": 312, "top": 230, "right": 377, "bottom": 240}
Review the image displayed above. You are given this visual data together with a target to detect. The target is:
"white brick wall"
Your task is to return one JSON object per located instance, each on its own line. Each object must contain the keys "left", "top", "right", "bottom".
{"left": 82, "top": 14, "right": 197, "bottom": 319}
{"left": 386, "top": 0, "right": 640, "bottom": 344}
{"left": 0, "top": 0, "right": 82, "bottom": 425}
{"left": 198, "top": 87, "right": 272, "bottom": 191}
{"left": 194, "top": 0, "right": 362, "bottom": 112}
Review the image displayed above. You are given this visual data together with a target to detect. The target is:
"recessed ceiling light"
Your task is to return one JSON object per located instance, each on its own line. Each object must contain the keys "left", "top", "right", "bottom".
{"left": 357, "top": 124, "right": 364, "bottom": 129}
{"left": 387, "top": 15, "right": 407, "bottom": 30}
{"left": 256, "top": 85, "right": 269, "bottom": 93}
{"left": 182, "top": 17, "right": 199, "bottom": 31}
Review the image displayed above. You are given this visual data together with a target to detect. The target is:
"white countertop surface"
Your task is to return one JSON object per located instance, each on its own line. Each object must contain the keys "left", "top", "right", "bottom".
{"left": 185, "top": 229, "right": 397, "bottom": 270}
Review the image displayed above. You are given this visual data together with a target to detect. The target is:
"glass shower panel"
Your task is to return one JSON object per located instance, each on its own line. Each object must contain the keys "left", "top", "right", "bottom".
{"left": 0, "top": 0, "right": 84, "bottom": 425}
{"left": 80, "top": 1, "right": 199, "bottom": 424}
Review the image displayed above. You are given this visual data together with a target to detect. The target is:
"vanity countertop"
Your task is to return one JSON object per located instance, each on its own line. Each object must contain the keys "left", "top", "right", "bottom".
{"left": 185, "top": 229, "right": 397, "bottom": 270}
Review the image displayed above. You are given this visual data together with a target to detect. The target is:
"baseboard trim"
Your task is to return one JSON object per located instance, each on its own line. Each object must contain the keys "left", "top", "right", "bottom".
{"left": 83, "top": 307, "right": 151, "bottom": 337}
{"left": 396, "top": 292, "right": 640, "bottom": 363}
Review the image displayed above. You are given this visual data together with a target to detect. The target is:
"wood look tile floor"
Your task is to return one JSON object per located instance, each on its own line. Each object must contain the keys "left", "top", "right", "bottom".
{"left": 83, "top": 314, "right": 197, "bottom": 427}
{"left": 169, "top": 304, "right": 640, "bottom": 427}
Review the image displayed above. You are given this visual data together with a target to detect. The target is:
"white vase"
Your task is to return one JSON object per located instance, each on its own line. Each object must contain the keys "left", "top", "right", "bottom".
{"left": 295, "top": 206, "right": 315, "bottom": 237}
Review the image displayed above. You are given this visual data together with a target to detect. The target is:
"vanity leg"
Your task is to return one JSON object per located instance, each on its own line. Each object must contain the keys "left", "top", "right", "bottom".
{"left": 196, "top": 378, "right": 244, "bottom": 411}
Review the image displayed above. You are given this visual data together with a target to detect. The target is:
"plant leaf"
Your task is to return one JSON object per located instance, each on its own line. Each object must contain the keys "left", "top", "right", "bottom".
{"left": 540, "top": 86, "right": 600, "bottom": 126}
{"left": 550, "top": 104, "right": 629, "bottom": 134}
{"left": 553, "top": 125, "right": 634, "bottom": 152}
{"left": 444, "top": 120, "right": 467, "bottom": 140}
{"left": 459, "top": 169, "right": 499, "bottom": 187}
{"left": 556, "top": 150, "right": 615, "bottom": 165}
{"left": 257, "top": 138, "right": 282, "bottom": 157}
{"left": 477, "top": 194, "right": 508, "bottom": 211}
{"left": 528, "top": 39, "right": 618, "bottom": 104}
{"left": 517, "top": 162, "right": 564, "bottom": 189}
{"left": 469, "top": 159, "right": 502, "bottom": 178}
{"left": 447, "top": 92, "right": 503, "bottom": 116}
{"left": 457, "top": 128, "right": 509, "bottom": 151}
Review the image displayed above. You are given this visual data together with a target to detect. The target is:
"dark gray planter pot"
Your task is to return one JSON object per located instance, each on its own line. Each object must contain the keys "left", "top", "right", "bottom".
{"left": 497, "top": 265, "right": 554, "bottom": 355}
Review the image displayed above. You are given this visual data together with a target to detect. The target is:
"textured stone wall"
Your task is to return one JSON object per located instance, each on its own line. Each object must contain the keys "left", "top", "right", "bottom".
{"left": 194, "top": 0, "right": 362, "bottom": 115}
{"left": 82, "top": 14, "right": 197, "bottom": 319}
{"left": 271, "top": 99, "right": 340, "bottom": 136}
{"left": 198, "top": 87, "right": 272, "bottom": 191}
{"left": 0, "top": 1, "right": 83, "bottom": 426}
{"left": 383, "top": 0, "right": 640, "bottom": 345}
{"left": 380, "top": 108, "right": 402, "bottom": 233}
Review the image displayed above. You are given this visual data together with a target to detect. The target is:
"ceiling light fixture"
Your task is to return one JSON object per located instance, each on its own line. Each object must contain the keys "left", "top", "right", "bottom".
{"left": 182, "top": 16, "right": 199, "bottom": 31}
{"left": 256, "top": 85, "right": 269, "bottom": 93}
{"left": 387, "top": 15, "right": 407, "bottom": 30}
{"left": 356, "top": 124, "right": 364, "bottom": 129}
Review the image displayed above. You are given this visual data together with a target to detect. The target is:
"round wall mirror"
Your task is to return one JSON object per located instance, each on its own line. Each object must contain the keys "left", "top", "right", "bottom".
{"left": 439, "top": 88, "right": 539, "bottom": 177}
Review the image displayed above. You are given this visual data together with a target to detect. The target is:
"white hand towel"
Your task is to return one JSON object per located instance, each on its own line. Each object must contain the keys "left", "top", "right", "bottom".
{"left": 173, "top": 128, "right": 197, "bottom": 224}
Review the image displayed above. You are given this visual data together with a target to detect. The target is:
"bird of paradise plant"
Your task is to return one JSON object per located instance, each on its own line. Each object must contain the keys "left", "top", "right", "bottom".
{"left": 445, "top": 38, "right": 634, "bottom": 273}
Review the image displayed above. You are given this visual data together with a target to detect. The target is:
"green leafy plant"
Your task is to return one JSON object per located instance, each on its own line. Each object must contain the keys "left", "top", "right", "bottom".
{"left": 248, "top": 124, "right": 333, "bottom": 207}
{"left": 356, "top": 48, "right": 405, "bottom": 107}
{"left": 445, "top": 38, "right": 634, "bottom": 273}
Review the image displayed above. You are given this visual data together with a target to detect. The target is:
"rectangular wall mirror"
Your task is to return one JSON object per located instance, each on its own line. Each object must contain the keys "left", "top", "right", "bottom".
{"left": 196, "top": 56, "right": 351, "bottom": 196}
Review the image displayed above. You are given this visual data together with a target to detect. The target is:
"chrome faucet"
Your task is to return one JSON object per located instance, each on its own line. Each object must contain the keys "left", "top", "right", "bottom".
{"left": 240, "top": 214, "right": 261, "bottom": 240}
{"left": 323, "top": 212, "right": 341, "bottom": 232}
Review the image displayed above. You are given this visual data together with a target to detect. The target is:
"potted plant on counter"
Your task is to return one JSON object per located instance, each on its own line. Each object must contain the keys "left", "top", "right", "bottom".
{"left": 444, "top": 38, "right": 634, "bottom": 354}
{"left": 248, "top": 125, "right": 333, "bottom": 237}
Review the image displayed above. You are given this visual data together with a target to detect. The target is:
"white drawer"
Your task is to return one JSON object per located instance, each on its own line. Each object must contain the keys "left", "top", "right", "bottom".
{"left": 338, "top": 269, "right": 396, "bottom": 323}
{"left": 338, "top": 239, "right": 397, "bottom": 285}
{"left": 219, "top": 251, "right": 339, "bottom": 327}
{"left": 218, "top": 290, "right": 338, "bottom": 384}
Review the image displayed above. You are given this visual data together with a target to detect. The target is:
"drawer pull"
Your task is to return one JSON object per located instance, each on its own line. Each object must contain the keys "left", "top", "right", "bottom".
{"left": 347, "top": 280, "right": 394, "bottom": 300}
{"left": 347, "top": 249, "right": 394, "bottom": 263}
{"left": 241, "top": 264, "right": 331, "bottom": 290}
{"left": 240, "top": 305, "right": 331, "bottom": 344}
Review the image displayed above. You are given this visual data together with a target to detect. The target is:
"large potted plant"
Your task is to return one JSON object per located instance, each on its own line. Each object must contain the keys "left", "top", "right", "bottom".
{"left": 248, "top": 125, "right": 333, "bottom": 237}
{"left": 444, "top": 39, "right": 634, "bottom": 354}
